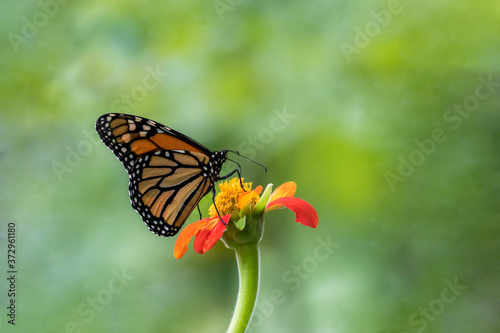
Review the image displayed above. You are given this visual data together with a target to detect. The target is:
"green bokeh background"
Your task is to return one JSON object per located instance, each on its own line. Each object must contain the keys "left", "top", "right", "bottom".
{"left": 1, "top": 1, "right": 500, "bottom": 332}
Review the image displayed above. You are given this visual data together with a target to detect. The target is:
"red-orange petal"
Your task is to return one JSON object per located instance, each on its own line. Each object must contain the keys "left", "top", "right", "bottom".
{"left": 193, "top": 214, "right": 231, "bottom": 254}
{"left": 174, "top": 219, "right": 211, "bottom": 259}
{"left": 267, "top": 197, "right": 318, "bottom": 228}
{"left": 270, "top": 182, "right": 296, "bottom": 200}
{"left": 267, "top": 182, "right": 297, "bottom": 211}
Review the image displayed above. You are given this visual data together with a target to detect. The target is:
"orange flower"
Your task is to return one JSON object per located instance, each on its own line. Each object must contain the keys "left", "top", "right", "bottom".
{"left": 174, "top": 214, "right": 231, "bottom": 259}
{"left": 174, "top": 179, "right": 318, "bottom": 259}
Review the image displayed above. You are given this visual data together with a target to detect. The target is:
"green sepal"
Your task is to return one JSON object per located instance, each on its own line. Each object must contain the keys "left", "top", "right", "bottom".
{"left": 235, "top": 216, "right": 246, "bottom": 231}
{"left": 253, "top": 183, "right": 273, "bottom": 215}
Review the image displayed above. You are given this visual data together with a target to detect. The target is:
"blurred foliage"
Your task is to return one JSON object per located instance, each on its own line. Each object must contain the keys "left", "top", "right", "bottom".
{"left": 1, "top": 0, "right": 500, "bottom": 332}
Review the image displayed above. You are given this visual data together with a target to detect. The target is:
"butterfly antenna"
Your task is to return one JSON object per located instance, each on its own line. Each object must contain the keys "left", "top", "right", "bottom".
{"left": 226, "top": 149, "right": 268, "bottom": 172}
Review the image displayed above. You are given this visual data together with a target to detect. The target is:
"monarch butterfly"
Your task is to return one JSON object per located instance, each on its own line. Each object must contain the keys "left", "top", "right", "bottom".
{"left": 96, "top": 113, "right": 259, "bottom": 237}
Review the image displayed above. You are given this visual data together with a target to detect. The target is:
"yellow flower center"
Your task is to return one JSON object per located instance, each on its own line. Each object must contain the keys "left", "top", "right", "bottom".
{"left": 209, "top": 178, "right": 260, "bottom": 218}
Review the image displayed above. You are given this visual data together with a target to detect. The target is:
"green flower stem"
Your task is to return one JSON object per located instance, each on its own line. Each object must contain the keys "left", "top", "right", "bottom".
{"left": 227, "top": 242, "right": 260, "bottom": 333}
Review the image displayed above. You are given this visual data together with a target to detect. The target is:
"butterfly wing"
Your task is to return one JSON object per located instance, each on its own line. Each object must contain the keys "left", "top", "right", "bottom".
{"left": 96, "top": 113, "right": 212, "bottom": 172}
{"left": 96, "top": 113, "right": 217, "bottom": 237}
{"left": 130, "top": 150, "right": 213, "bottom": 236}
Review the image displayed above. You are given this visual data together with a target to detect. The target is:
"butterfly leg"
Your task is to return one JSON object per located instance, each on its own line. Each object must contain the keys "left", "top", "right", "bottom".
{"left": 196, "top": 204, "right": 202, "bottom": 220}
{"left": 211, "top": 187, "right": 227, "bottom": 225}
{"left": 219, "top": 168, "right": 246, "bottom": 191}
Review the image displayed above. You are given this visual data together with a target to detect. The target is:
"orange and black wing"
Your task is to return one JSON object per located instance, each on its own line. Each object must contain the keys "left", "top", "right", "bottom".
{"left": 129, "top": 150, "right": 213, "bottom": 236}
{"left": 96, "top": 113, "right": 211, "bottom": 172}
